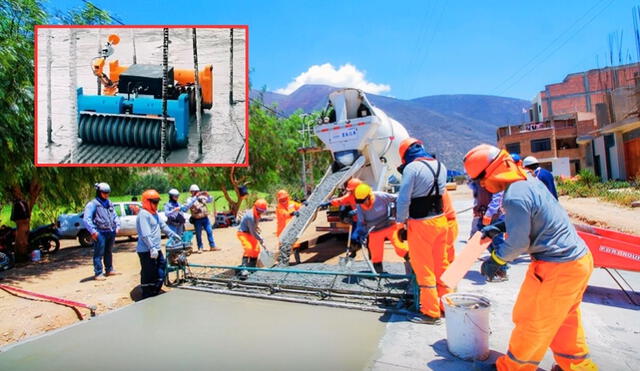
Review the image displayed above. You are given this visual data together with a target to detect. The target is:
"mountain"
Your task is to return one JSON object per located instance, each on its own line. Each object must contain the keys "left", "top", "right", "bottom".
{"left": 251, "top": 85, "right": 529, "bottom": 170}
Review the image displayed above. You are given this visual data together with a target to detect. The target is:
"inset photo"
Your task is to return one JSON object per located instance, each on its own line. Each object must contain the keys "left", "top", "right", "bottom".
{"left": 35, "top": 25, "right": 247, "bottom": 166}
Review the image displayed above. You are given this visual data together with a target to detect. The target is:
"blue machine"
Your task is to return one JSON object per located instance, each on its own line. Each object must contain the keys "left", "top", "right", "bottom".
{"left": 77, "top": 88, "right": 190, "bottom": 149}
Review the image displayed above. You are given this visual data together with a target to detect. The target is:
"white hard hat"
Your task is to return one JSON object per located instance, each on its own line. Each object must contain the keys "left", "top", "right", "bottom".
{"left": 189, "top": 184, "right": 200, "bottom": 192}
{"left": 522, "top": 156, "right": 539, "bottom": 167}
{"left": 168, "top": 188, "right": 180, "bottom": 197}
{"left": 95, "top": 182, "right": 111, "bottom": 193}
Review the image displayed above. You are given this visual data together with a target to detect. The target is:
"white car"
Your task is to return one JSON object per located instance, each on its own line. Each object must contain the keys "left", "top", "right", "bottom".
{"left": 57, "top": 201, "right": 194, "bottom": 247}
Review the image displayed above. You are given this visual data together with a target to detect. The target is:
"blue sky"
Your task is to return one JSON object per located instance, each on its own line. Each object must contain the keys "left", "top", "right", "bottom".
{"left": 48, "top": 0, "right": 636, "bottom": 100}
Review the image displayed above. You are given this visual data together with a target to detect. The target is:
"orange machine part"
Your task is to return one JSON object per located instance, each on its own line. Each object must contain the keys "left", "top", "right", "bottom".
{"left": 108, "top": 60, "right": 129, "bottom": 88}
{"left": 576, "top": 226, "right": 640, "bottom": 272}
{"left": 174, "top": 64, "right": 213, "bottom": 107}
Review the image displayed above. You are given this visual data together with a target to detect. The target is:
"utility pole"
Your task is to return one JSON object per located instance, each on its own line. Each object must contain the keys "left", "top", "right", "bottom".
{"left": 299, "top": 114, "right": 315, "bottom": 196}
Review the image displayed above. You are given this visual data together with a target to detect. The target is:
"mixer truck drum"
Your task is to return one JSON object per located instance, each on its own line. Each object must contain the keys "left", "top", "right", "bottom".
{"left": 78, "top": 112, "right": 177, "bottom": 149}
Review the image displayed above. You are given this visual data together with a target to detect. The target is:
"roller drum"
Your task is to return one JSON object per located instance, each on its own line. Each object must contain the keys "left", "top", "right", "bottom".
{"left": 78, "top": 113, "right": 177, "bottom": 149}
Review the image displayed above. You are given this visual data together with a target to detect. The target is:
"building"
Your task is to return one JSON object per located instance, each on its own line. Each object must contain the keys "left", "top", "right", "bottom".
{"left": 497, "top": 62, "right": 640, "bottom": 178}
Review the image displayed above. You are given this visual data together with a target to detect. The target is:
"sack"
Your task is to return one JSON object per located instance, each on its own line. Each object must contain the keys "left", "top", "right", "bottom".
{"left": 189, "top": 197, "right": 209, "bottom": 219}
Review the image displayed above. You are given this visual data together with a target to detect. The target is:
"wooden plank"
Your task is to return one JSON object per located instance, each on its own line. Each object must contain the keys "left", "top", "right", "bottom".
{"left": 440, "top": 232, "right": 492, "bottom": 288}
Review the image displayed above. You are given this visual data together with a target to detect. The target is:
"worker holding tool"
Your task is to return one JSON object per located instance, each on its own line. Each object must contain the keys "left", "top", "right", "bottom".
{"left": 164, "top": 189, "right": 186, "bottom": 236}
{"left": 464, "top": 144, "right": 596, "bottom": 371}
{"left": 83, "top": 182, "right": 120, "bottom": 281}
{"left": 352, "top": 183, "right": 409, "bottom": 274}
{"left": 522, "top": 156, "right": 558, "bottom": 199}
{"left": 236, "top": 199, "right": 269, "bottom": 280}
{"left": 136, "top": 189, "right": 181, "bottom": 299}
{"left": 319, "top": 178, "right": 363, "bottom": 253}
{"left": 442, "top": 190, "right": 458, "bottom": 264}
{"left": 185, "top": 184, "right": 218, "bottom": 253}
{"left": 396, "top": 138, "right": 450, "bottom": 325}
{"left": 275, "top": 190, "right": 302, "bottom": 264}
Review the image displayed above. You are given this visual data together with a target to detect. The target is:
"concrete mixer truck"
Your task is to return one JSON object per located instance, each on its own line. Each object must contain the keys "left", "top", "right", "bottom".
{"left": 277, "top": 88, "right": 410, "bottom": 265}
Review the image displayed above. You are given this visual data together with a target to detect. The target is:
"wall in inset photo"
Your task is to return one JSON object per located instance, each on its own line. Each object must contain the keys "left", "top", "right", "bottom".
{"left": 35, "top": 25, "right": 248, "bottom": 166}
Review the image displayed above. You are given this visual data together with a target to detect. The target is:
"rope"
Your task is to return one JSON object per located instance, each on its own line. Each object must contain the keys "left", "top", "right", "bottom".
{"left": 229, "top": 28, "right": 234, "bottom": 105}
{"left": 69, "top": 28, "right": 78, "bottom": 163}
{"left": 160, "top": 28, "right": 169, "bottom": 163}
{"left": 192, "top": 28, "right": 203, "bottom": 158}
{"left": 46, "top": 29, "right": 53, "bottom": 145}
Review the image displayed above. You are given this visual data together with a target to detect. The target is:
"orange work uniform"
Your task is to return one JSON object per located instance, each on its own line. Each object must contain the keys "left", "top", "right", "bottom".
{"left": 276, "top": 200, "right": 301, "bottom": 249}
{"left": 442, "top": 191, "right": 458, "bottom": 264}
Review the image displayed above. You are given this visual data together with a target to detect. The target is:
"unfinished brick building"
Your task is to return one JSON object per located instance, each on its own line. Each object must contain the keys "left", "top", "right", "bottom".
{"left": 497, "top": 62, "right": 640, "bottom": 178}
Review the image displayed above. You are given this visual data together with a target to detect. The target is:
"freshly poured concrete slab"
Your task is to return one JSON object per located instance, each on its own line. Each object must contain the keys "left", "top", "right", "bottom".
{"left": 0, "top": 289, "right": 385, "bottom": 371}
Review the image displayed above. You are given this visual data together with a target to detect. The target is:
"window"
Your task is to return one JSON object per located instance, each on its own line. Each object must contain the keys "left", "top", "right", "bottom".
{"left": 505, "top": 142, "right": 521, "bottom": 154}
{"left": 531, "top": 138, "right": 551, "bottom": 152}
{"left": 556, "top": 137, "right": 578, "bottom": 150}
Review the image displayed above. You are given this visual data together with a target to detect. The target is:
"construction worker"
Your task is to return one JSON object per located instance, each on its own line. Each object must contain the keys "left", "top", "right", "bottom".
{"left": 442, "top": 190, "right": 458, "bottom": 264}
{"left": 275, "top": 190, "right": 302, "bottom": 264}
{"left": 464, "top": 144, "right": 596, "bottom": 371}
{"left": 319, "top": 178, "right": 363, "bottom": 251}
{"left": 164, "top": 189, "right": 186, "bottom": 236}
{"left": 523, "top": 156, "right": 558, "bottom": 199}
{"left": 236, "top": 199, "right": 269, "bottom": 280}
{"left": 396, "top": 138, "right": 450, "bottom": 325}
{"left": 352, "top": 183, "right": 409, "bottom": 274}
{"left": 136, "top": 189, "right": 180, "bottom": 299}
{"left": 83, "top": 182, "right": 120, "bottom": 281}
{"left": 185, "top": 184, "right": 218, "bottom": 253}
{"left": 469, "top": 180, "right": 504, "bottom": 237}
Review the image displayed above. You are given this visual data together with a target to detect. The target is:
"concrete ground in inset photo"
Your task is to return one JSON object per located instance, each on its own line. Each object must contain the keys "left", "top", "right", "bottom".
{"left": 36, "top": 27, "right": 246, "bottom": 165}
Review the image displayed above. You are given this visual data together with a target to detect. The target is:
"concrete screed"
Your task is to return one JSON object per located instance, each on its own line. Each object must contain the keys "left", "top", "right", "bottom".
{"left": 0, "top": 199, "right": 639, "bottom": 370}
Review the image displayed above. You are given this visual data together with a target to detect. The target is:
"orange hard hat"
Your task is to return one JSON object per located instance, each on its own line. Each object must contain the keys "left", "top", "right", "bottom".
{"left": 463, "top": 144, "right": 502, "bottom": 179}
{"left": 345, "top": 178, "right": 363, "bottom": 192}
{"left": 254, "top": 199, "right": 268, "bottom": 214}
{"left": 399, "top": 137, "right": 423, "bottom": 163}
{"left": 141, "top": 189, "right": 161, "bottom": 213}
{"left": 276, "top": 189, "right": 289, "bottom": 202}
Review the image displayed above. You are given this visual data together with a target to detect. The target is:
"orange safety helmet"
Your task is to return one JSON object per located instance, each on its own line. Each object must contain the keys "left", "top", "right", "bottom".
{"left": 463, "top": 144, "right": 526, "bottom": 193}
{"left": 254, "top": 199, "right": 268, "bottom": 214}
{"left": 276, "top": 189, "right": 289, "bottom": 202}
{"left": 399, "top": 137, "right": 423, "bottom": 164}
{"left": 141, "top": 189, "right": 161, "bottom": 214}
{"left": 345, "top": 178, "right": 363, "bottom": 192}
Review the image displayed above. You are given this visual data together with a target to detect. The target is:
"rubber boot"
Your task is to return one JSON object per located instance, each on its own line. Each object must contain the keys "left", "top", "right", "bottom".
{"left": 293, "top": 249, "right": 301, "bottom": 265}
{"left": 238, "top": 256, "right": 249, "bottom": 280}
{"left": 403, "top": 255, "right": 413, "bottom": 275}
{"left": 248, "top": 257, "right": 258, "bottom": 268}
{"left": 373, "top": 262, "right": 384, "bottom": 274}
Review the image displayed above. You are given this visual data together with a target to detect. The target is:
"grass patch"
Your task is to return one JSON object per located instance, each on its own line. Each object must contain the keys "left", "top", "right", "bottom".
{"left": 557, "top": 170, "right": 640, "bottom": 207}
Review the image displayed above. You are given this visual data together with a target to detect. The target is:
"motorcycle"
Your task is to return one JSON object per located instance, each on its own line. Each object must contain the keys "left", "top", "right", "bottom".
{"left": 0, "top": 224, "right": 61, "bottom": 269}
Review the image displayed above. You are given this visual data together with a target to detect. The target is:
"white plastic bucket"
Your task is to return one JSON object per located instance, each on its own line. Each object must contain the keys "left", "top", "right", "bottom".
{"left": 442, "top": 293, "right": 491, "bottom": 361}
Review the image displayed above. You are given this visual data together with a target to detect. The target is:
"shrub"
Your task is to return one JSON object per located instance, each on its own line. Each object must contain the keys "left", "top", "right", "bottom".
{"left": 576, "top": 169, "right": 599, "bottom": 186}
{"left": 126, "top": 173, "right": 170, "bottom": 196}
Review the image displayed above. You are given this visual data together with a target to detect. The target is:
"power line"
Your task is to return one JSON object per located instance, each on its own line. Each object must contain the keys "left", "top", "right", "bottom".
{"left": 492, "top": 0, "right": 610, "bottom": 94}
{"left": 497, "top": 0, "right": 615, "bottom": 96}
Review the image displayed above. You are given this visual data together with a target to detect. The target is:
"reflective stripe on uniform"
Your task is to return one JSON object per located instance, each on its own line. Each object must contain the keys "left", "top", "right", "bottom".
{"left": 553, "top": 351, "right": 591, "bottom": 360}
{"left": 419, "top": 284, "right": 437, "bottom": 289}
{"left": 507, "top": 350, "right": 540, "bottom": 366}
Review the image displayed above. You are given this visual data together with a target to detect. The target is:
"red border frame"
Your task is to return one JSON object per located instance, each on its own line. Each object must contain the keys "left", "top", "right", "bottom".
{"left": 34, "top": 25, "right": 249, "bottom": 168}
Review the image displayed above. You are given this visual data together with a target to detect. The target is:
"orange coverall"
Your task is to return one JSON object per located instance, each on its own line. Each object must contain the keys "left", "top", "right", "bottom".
{"left": 276, "top": 200, "right": 301, "bottom": 249}
{"left": 368, "top": 223, "right": 409, "bottom": 262}
{"left": 442, "top": 191, "right": 458, "bottom": 264}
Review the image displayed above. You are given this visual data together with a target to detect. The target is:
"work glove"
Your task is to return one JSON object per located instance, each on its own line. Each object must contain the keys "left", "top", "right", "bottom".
{"left": 290, "top": 211, "right": 300, "bottom": 217}
{"left": 318, "top": 201, "right": 331, "bottom": 210}
{"left": 480, "top": 253, "right": 507, "bottom": 280}
{"left": 397, "top": 226, "right": 408, "bottom": 242}
{"left": 150, "top": 248, "right": 160, "bottom": 259}
{"left": 481, "top": 221, "right": 506, "bottom": 240}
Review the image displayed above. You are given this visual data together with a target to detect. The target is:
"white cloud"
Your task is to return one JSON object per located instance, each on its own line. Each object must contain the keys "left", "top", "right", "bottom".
{"left": 275, "top": 63, "right": 391, "bottom": 95}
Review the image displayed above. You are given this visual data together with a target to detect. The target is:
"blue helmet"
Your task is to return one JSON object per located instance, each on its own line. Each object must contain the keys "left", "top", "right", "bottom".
{"left": 510, "top": 153, "right": 521, "bottom": 163}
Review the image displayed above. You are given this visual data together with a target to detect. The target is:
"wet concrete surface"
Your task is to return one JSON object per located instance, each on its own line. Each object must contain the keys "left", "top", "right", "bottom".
{"left": 36, "top": 27, "right": 246, "bottom": 165}
{"left": 0, "top": 289, "right": 384, "bottom": 371}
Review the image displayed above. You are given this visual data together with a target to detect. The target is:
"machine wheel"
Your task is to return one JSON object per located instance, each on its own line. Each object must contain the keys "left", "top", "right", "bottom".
{"left": 38, "top": 236, "right": 60, "bottom": 254}
{"left": 78, "top": 230, "right": 95, "bottom": 248}
{"left": 0, "top": 251, "right": 14, "bottom": 271}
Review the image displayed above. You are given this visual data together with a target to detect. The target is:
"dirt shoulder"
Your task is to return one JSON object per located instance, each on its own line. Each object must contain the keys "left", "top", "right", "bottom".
{"left": 560, "top": 196, "right": 640, "bottom": 235}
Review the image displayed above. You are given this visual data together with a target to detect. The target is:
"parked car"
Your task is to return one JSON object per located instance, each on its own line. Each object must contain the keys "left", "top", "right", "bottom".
{"left": 56, "top": 202, "right": 194, "bottom": 248}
